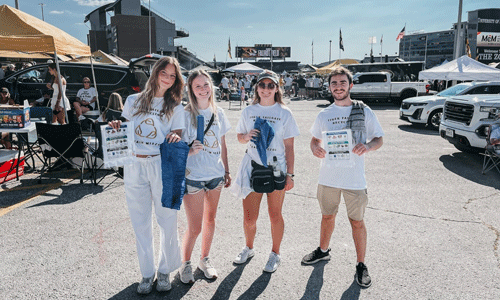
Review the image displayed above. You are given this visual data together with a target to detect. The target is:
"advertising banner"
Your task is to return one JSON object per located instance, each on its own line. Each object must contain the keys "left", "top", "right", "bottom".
{"left": 236, "top": 46, "right": 291, "bottom": 59}
{"left": 477, "top": 9, "right": 500, "bottom": 64}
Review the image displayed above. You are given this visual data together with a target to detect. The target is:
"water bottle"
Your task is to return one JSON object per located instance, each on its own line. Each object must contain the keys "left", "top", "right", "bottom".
{"left": 272, "top": 156, "right": 281, "bottom": 177}
{"left": 196, "top": 115, "right": 204, "bottom": 142}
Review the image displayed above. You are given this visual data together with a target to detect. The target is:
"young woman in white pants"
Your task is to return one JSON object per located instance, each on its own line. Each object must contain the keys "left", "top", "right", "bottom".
{"left": 109, "top": 56, "right": 185, "bottom": 294}
{"left": 179, "top": 70, "right": 231, "bottom": 283}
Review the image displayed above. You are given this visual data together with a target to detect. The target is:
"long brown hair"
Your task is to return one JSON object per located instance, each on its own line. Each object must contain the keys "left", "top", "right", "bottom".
{"left": 132, "top": 56, "right": 184, "bottom": 120}
{"left": 101, "top": 92, "right": 123, "bottom": 121}
{"left": 252, "top": 78, "right": 284, "bottom": 105}
{"left": 185, "top": 70, "right": 217, "bottom": 127}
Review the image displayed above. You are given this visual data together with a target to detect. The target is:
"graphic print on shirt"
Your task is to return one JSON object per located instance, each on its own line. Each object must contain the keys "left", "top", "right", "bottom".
{"left": 135, "top": 118, "right": 157, "bottom": 139}
{"left": 204, "top": 130, "right": 219, "bottom": 148}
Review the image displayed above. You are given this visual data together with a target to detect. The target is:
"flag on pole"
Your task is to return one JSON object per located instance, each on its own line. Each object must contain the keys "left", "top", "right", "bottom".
{"left": 466, "top": 38, "right": 471, "bottom": 57}
{"left": 380, "top": 35, "right": 383, "bottom": 44}
{"left": 228, "top": 38, "right": 232, "bottom": 59}
{"left": 311, "top": 40, "right": 314, "bottom": 64}
{"left": 396, "top": 26, "right": 405, "bottom": 41}
{"left": 339, "top": 29, "right": 344, "bottom": 51}
{"left": 213, "top": 53, "right": 216, "bottom": 67}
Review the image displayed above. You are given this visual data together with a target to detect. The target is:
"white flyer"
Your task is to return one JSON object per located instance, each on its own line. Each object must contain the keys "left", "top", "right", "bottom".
{"left": 100, "top": 122, "right": 134, "bottom": 168}
{"left": 322, "top": 129, "right": 354, "bottom": 167}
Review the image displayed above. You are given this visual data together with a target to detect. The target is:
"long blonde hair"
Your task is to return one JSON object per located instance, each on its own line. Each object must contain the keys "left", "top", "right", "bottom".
{"left": 132, "top": 56, "right": 184, "bottom": 120}
{"left": 185, "top": 70, "right": 217, "bottom": 127}
{"left": 101, "top": 92, "right": 123, "bottom": 121}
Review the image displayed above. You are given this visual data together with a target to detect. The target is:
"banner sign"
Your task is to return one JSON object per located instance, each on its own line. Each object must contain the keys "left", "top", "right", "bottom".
{"left": 236, "top": 46, "right": 291, "bottom": 58}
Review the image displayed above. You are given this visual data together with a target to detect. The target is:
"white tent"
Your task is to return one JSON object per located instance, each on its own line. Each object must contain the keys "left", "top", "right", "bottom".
{"left": 419, "top": 55, "right": 500, "bottom": 81}
{"left": 223, "top": 62, "right": 263, "bottom": 74}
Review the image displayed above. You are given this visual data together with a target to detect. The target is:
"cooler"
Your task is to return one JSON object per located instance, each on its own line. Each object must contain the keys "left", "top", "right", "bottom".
{"left": 0, "top": 150, "right": 25, "bottom": 183}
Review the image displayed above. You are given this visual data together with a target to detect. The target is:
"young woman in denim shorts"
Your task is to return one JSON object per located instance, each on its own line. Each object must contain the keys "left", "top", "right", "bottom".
{"left": 179, "top": 70, "right": 231, "bottom": 283}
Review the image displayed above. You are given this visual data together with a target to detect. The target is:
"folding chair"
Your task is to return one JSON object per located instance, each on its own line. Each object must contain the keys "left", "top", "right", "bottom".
{"left": 88, "top": 122, "right": 123, "bottom": 185}
{"left": 30, "top": 107, "right": 53, "bottom": 123}
{"left": 228, "top": 92, "right": 243, "bottom": 110}
{"left": 22, "top": 107, "right": 53, "bottom": 168}
{"left": 35, "top": 123, "right": 91, "bottom": 184}
{"left": 482, "top": 124, "right": 500, "bottom": 175}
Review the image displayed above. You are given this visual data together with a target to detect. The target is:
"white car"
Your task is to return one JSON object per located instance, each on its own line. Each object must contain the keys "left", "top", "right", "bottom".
{"left": 399, "top": 82, "right": 500, "bottom": 130}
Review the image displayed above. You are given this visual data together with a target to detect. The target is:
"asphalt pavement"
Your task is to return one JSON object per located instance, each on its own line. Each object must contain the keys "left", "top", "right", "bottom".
{"left": 1, "top": 97, "right": 499, "bottom": 299}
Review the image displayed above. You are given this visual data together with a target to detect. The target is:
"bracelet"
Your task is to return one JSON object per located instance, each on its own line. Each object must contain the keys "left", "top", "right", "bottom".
{"left": 286, "top": 173, "right": 295, "bottom": 178}
{"left": 225, "top": 171, "right": 230, "bottom": 174}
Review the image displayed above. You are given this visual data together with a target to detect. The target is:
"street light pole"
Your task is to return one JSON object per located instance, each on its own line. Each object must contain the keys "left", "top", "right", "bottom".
{"left": 454, "top": 0, "right": 463, "bottom": 59}
{"left": 329, "top": 40, "right": 332, "bottom": 64}
{"left": 15, "top": 0, "right": 19, "bottom": 9}
{"left": 148, "top": 0, "right": 151, "bottom": 54}
{"left": 39, "top": 3, "right": 45, "bottom": 21}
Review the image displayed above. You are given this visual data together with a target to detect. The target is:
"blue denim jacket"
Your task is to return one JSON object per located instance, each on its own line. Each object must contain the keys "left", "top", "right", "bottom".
{"left": 160, "top": 140, "right": 190, "bottom": 210}
{"left": 252, "top": 117, "right": 275, "bottom": 167}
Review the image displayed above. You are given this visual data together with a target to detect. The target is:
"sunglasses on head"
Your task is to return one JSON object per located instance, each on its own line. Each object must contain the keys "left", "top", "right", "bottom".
{"left": 258, "top": 82, "right": 276, "bottom": 90}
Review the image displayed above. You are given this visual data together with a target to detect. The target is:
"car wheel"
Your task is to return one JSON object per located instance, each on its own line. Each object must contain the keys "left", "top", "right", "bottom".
{"left": 427, "top": 109, "right": 442, "bottom": 130}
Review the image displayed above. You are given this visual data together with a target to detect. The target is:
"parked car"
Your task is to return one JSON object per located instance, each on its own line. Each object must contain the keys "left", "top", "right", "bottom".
{"left": 399, "top": 82, "right": 500, "bottom": 130}
{"left": 0, "top": 59, "right": 149, "bottom": 109}
{"left": 440, "top": 94, "right": 500, "bottom": 153}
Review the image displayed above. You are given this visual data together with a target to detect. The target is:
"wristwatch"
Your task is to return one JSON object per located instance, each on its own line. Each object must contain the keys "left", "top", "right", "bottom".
{"left": 286, "top": 173, "right": 295, "bottom": 178}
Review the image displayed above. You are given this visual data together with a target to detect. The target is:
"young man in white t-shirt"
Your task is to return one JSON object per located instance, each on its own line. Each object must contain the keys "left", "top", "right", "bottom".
{"left": 219, "top": 75, "right": 230, "bottom": 101}
{"left": 73, "top": 77, "right": 98, "bottom": 121}
{"left": 302, "top": 66, "right": 384, "bottom": 288}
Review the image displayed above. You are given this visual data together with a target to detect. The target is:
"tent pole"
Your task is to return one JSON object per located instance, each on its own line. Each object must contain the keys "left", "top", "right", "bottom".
{"left": 89, "top": 55, "right": 100, "bottom": 112}
{"left": 53, "top": 49, "right": 69, "bottom": 123}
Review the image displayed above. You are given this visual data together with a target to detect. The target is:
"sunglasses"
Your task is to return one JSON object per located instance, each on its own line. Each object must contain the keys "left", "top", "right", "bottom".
{"left": 83, "top": 81, "right": 90, "bottom": 83}
{"left": 1, "top": 91, "right": 7, "bottom": 94}
{"left": 258, "top": 82, "right": 276, "bottom": 90}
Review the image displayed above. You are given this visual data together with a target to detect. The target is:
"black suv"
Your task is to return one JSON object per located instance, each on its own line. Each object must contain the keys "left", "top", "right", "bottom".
{"left": 0, "top": 60, "right": 149, "bottom": 108}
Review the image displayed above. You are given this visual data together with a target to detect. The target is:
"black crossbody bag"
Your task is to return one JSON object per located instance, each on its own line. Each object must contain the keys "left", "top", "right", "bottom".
{"left": 188, "top": 114, "right": 214, "bottom": 147}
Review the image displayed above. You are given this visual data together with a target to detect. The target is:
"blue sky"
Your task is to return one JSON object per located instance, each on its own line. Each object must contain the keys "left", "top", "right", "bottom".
{"left": 7, "top": 0, "right": 499, "bottom": 65}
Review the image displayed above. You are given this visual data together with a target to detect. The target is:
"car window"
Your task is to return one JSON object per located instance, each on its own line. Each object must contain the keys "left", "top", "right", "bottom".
{"left": 94, "top": 68, "right": 126, "bottom": 85}
{"left": 133, "top": 70, "right": 148, "bottom": 90}
{"left": 465, "top": 86, "right": 500, "bottom": 95}
{"left": 490, "top": 86, "right": 500, "bottom": 94}
{"left": 17, "top": 66, "right": 48, "bottom": 83}
{"left": 60, "top": 66, "right": 92, "bottom": 84}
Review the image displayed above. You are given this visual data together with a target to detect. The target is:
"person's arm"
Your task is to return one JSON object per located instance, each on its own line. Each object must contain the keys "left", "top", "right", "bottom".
{"left": 221, "top": 135, "right": 231, "bottom": 187}
{"left": 237, "top": 129, "right": 260, "bottom": 144}
{"left": 284, "top": 137, "right": 295, "bottom": 191}
{"left": 352, "top": 137, "right": 383, "bottom": 156}
{"left": 310, "top": 136, "right": 326, "bottom": 158}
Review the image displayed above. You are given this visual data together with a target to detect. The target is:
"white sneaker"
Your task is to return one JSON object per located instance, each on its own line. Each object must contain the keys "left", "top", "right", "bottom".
{"left": 156, "top": 272, "right": 171, "bottom": 292}
{"left": 199, "top": 257, "right": 218, "bottom": 279}
{"left": 263, "top": 252, "right": 281, "bottom": 273}
{"left": 136, "top": 275, "right": 154, "bottom": 294}
{"left": 179, "top": 261, "right": 195, "bottom": 284}
{"left": 234, "top": 246, "right": 255, "bottom": 264}
{"left": 78, "top": 115, "right": 86, "bottom": 121}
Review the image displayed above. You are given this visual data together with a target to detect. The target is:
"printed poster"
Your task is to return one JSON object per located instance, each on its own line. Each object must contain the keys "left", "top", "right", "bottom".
{"left": 101, "top": 122, "right": 134, "bottom": 168}
{"left": 322, "top": 129, "right": 354, "bottom": 167}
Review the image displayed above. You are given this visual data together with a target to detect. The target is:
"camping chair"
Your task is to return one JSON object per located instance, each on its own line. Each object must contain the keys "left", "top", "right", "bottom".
{"left": 88, "top": 122, "right": 123, "bottom": 185}
{"left": 228, "top": 92, "right": 243, "bottom": 110}
{"left": 105, "top": 109, "right": 125, "bottom": 122}
{"left": 482, "top": 123, "right": 500, "bottom": 175}
{"left": 35, "top": 123, "right": 91, "bottom": 184}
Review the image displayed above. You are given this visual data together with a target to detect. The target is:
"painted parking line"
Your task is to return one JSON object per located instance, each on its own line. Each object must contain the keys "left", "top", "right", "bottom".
{"left": 0, "top": 173, "right": 80, "bottom": 217}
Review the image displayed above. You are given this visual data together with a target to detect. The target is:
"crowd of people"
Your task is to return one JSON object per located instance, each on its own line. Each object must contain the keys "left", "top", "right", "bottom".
{"left": 107, "top": 56, "right": 384, "bottom": 294}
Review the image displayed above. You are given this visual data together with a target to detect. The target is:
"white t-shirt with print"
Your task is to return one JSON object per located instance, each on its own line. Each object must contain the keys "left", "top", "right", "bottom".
{"left": 310, "top": 102, "right": 384, "bottom": 190}
{"left": 122, "top": 93, "right": 185, "bottom": 156}
{"left": 76, "top": 87, "right": 98, "bottom": 109}
{"left": 236, "top": 103, "right": 300, "bottom": 171}
{"left": 182, "top": 106, "right": 231, "bottom": 181}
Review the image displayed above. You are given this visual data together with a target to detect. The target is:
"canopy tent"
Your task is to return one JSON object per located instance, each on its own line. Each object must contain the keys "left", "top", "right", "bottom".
{"left": 418, "top": 55, "right": 500, "bottom": 81}
{"left": 223, "top": 62, "right": 263, "bottom": 74}
{"left": 316, "top": 59, "right": 359, "bottom": 74}
{"left": 300, "top": 64, "right": 317, "bottom": 73}
{"left": 189, "top": 65, "right": 218, "bottom": 73}
{"left": 69, "top": 50, "right": 128, "bottom": 66}
{"left": 0, "top": 4, "right": 94, "bottom": 118}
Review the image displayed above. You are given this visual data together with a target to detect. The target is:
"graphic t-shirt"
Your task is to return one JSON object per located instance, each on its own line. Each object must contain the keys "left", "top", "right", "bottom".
{"left": 182, "top": 106, "right": 231, "bottom": 181}
{"left": 236, "top": 103, "right": 300, "bottom": 171}
{"left": 122, "top": 94, "right": 185, "bottom": 156}
{"left": 310, "top": 102, "right": 384, "bottom": 190}
{"left": 76, "top": 87, "right": 98, "bottom": 109}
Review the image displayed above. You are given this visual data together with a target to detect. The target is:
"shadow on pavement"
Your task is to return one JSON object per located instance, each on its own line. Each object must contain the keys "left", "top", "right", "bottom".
{"left": 300, "top": 260, "right": 328, "bottom": 300}
{"left": 210, "top": 261, "right": 250, "bottom": 300}
{"left": 236, "top": 272, "right": 271, "bottom": 300}
{"left": 340, "top": 280, "right": 362, "bottom": 300}
{"left": 440, "top": 152, "right": 500, "bottom": 189}
{"left": 398, "top": 124, "right": 438, "bottom": 136}
{"left": 26, "top": 182, "right": 104, "bottom": 208}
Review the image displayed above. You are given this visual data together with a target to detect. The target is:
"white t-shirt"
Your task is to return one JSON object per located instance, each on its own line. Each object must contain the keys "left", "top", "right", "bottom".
{"left": 284, "top": 77, "right": 293, "bottom": 87}
{"left": 244, "top": 79, "right": 252, "bottom": 89}
{"left": 122, "top": 93, "right": 185, "bottom": 156}
{"left": 182, "top": 106, "right": 231, "bottom": 181}
{"left": 310, "top": 102, "right": 384, "bottom": 190}
{"left": 236, "top": 103, "right": 300, "bottom": 170}
{"left": 313, "top": 78, "right": 322, "bottom": 88}
{"left": 306, "top": 78, "right": 313, "bottom": 88}
{"left": 76, "top": 87, "right": 98, "bottom": 109}
{"left": 221, "top": 77, "right": 229, "bottom": 89}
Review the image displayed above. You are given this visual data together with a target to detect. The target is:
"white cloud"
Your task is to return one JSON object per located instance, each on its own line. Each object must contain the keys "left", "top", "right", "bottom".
{"left": 50, "top": 10, "right": 65, "bottom": 14}
{"left": 74, "top": 0, "right": 115, "bottom": 7}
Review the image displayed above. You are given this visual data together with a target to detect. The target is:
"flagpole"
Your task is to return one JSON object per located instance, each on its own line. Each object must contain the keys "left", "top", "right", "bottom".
{"left": 380, "top": 35, "right": 383, "bottom": 63}
{"left": 311, "top": 40, "right": 314, "bottom": 65}
{"left": 424, "top": 34, "right": 428, "bottom": 68}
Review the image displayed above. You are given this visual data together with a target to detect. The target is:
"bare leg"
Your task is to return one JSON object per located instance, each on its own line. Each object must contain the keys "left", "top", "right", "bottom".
{"left": 181, "top": 191, "right": 205, "bottom": 262}
{"left": 320, "top": 214, "right": 336, "bottom": 250}
{"left": 200, "top": 187, "right": 222, "bottom": 258}
{"left": 349, "top": 218, "right": 367, "bottom": 263}
{"left": 242, "top": 192, "right": 263, "bottom": 249}
{"left": 266, "top": 189, "right": 286, "bottom": 254}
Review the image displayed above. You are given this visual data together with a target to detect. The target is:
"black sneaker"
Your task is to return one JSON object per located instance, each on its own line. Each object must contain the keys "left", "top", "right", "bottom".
{"left": 301, "top": 247, "right": 331, "bottom": 265}
{"left": 355, "top": 262, "right": 372, "bottom": 288}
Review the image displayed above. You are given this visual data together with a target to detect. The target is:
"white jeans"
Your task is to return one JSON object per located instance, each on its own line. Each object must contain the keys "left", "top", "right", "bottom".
{"left": 124, "top": 155, "right": 181, "bottom": 278}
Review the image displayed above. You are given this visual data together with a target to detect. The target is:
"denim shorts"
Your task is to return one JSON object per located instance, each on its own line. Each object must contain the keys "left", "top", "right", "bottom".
{"left": 185, "top": 176, "right": 224, "bottom": 194}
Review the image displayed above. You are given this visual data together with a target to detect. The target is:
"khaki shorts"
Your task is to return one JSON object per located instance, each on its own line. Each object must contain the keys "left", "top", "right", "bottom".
{"left": 317, "top": 184, "right": 368, "bottom": 221}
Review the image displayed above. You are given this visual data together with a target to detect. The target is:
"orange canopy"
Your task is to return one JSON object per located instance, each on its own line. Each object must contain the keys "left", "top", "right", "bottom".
{"left": 0, "top": 4, "right": 90, "bottom": 56}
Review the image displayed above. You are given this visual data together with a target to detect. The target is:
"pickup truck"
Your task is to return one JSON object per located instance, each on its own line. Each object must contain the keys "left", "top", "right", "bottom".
{"left": 349, "top": 72, "right": 431, "bottom": 105}
{"left": 440, "top": 94, "right": 500, "bottom": 153}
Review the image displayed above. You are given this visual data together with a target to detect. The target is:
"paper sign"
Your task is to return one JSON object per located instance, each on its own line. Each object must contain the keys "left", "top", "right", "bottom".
{"left": 322, "top": 129, "right": 354, "bottom": 167}
{"left": 100, "top": 122, "right": 135, "bottom": 168}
